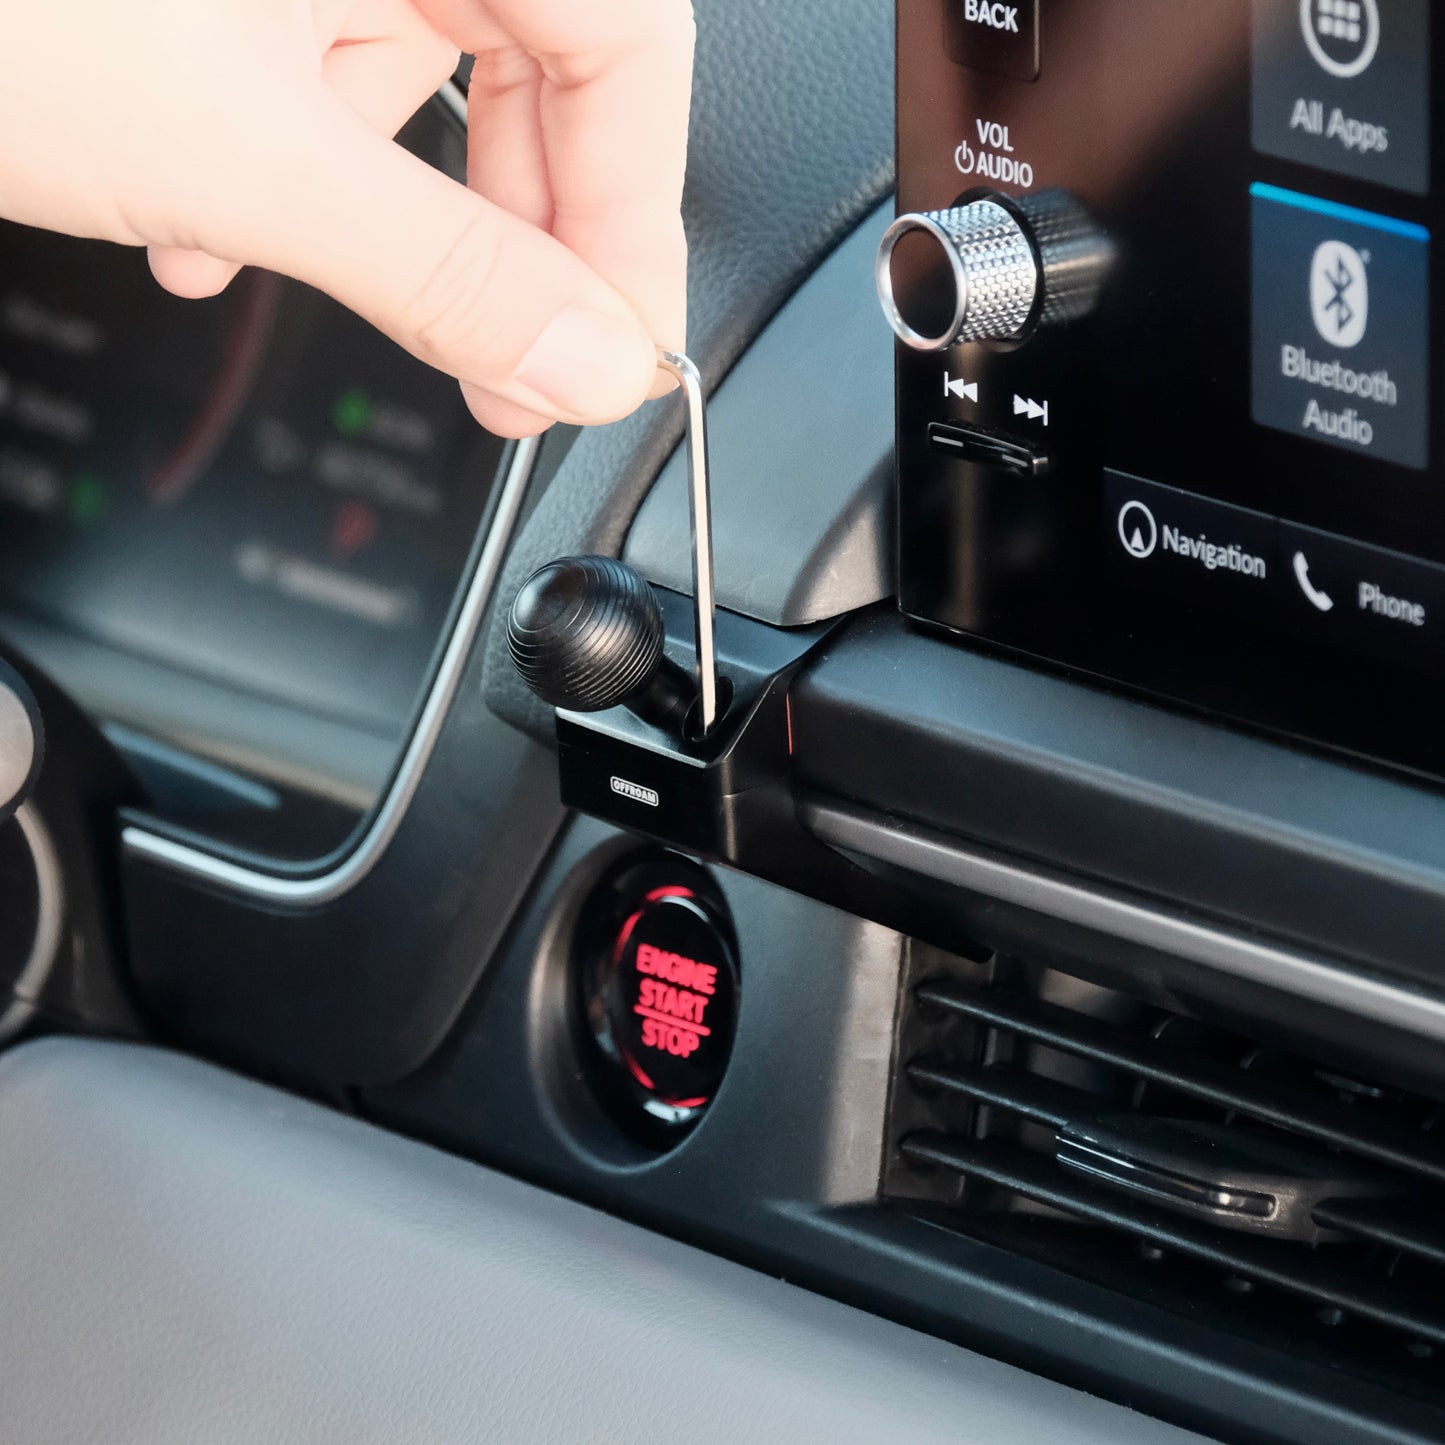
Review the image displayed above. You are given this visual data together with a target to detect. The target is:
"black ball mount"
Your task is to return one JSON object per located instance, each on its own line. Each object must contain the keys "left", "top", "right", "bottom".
{"left": 503, "top": 353, "right": 834, "bottom": 869}
{"left": 507, "top": 554, "right": 708, "bottom": 736}
{"left": 507, "top": 351, "right": 727, "bottom": 747}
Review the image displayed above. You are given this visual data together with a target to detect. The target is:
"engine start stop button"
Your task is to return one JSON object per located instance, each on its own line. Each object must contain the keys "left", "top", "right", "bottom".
{"left": 578, "top": 861, "right": 739, "bottom": 1134}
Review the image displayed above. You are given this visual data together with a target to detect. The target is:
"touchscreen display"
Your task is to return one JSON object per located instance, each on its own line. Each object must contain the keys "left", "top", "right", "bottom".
{"left": 894, "top": 0, "right": 1444, "bottom": 777}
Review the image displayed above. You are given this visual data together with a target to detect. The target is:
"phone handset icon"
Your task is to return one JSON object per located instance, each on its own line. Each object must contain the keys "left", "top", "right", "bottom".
{"left": 1293, "top": 551, "right": 1335, "bottom": 613}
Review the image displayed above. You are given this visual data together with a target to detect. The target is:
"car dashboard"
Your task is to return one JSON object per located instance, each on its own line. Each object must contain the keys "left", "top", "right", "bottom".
{"left": 3, "top": 4, "right": 1445, "bottom": 1444}
{"left": 0, "top": 101, "right": 506, "bottom": 830}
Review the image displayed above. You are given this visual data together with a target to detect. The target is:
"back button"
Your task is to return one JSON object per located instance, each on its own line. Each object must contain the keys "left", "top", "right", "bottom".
{"left": 945, "top": 0, "right": 1041, "bottom": 81}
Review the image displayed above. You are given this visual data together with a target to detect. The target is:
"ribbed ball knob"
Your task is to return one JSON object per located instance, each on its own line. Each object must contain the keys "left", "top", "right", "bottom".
{"left": 508, "top": 555, "right": 665, "bottom": 713}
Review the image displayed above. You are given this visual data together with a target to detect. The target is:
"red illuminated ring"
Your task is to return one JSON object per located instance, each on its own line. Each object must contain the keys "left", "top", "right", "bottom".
{"left": 590, "top": 877, "right": 738, "bottom": 1127}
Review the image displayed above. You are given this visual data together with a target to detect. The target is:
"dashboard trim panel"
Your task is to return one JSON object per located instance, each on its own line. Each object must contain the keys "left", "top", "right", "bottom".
{"left": 803, "top": 798, "right": 1445, "bottom": 1049}
{"left": 119, "top": 432, "right": 541, "bottom": 906}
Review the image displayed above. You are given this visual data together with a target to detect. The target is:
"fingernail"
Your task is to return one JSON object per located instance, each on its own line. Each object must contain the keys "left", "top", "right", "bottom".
{"left": 514, "top": 309, "right": 651, "bottom": 422}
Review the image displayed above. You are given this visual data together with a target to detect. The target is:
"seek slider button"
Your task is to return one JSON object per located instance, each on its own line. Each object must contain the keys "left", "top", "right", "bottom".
{"left": 930, "top": 422, "right": 1050, "bottom": 477}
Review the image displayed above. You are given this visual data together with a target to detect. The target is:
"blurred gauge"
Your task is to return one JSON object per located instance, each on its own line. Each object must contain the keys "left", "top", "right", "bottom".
{"left": 0, "top": 99, "right": 509, "bottom": 746}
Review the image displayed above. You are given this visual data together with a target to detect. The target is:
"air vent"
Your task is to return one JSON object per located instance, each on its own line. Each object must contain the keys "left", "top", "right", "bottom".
{"left": 885, "top": 956, "right": 1445, "bottom": 1406}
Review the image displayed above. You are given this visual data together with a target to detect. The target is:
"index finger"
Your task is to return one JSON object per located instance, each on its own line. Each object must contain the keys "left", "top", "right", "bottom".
{"left": 416, "top": 0, "right": 695, "bottom": 351}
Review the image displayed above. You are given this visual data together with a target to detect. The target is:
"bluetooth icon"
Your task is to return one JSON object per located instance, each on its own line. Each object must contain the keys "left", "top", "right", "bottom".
{"left": 1310, "top": 241, "right": 1369, "bottom": 349}
{"left": 1320, "top": 254, "right": 1355, "bottom": 335}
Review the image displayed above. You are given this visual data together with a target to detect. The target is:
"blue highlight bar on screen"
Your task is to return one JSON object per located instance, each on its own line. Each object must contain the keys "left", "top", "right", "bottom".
{"left": 1249, "top": 183, "right": 1431, "bottom": 243}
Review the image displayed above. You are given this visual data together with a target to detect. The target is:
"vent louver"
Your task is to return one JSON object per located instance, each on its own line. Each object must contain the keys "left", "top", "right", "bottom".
{"left": 887, "top": 963, "right": 1445, "bottom": 1404}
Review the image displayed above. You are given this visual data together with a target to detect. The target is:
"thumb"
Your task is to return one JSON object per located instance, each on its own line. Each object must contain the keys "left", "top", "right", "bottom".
{"left": 223, "top": 93, "right": 659, "bottom": 431}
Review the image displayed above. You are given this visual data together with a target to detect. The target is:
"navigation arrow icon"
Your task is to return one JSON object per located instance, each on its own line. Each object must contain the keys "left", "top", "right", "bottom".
{"left": 944, "top": 373, "right": 979, "bottom": 403}
{"left": 1013, "top": 394, "right": 1050, "bottom": 425}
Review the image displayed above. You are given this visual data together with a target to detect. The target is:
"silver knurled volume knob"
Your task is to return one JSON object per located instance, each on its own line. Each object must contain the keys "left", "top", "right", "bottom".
{"left": 876, "top": 190, "right": 1112, "bottom": 352}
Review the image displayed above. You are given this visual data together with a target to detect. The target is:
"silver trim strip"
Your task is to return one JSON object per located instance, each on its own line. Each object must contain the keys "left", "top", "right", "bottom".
{"left": 0, "top": 672, "right": 37, "bottom": 814}
{"left": 122, "top": 433, "right": 541, "bottom": 906}
{"left": 0, "top": 804, "right": 65, "bottom": 1041}
{"left": 802, "top": 799, "right": 1445, "bottom": 1047}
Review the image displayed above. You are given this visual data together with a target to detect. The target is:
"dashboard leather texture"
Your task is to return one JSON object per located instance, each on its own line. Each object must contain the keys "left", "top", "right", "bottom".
{"left": 624, "top": 207, "right": 895, "bottom": 627}
{"left": 482, "top": 0, "right": 896, "bottom": 738}
{"left": 0, "top": 1039, "right": 1206, "bottom": 1444}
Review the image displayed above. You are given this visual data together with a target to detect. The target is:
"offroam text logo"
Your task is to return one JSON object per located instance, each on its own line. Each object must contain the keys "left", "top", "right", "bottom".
{"left": 963, "top": 0, "right": 1020, "bottom": 31}
{"left": 610, "top": 776, "right": 659, "bottom": 808}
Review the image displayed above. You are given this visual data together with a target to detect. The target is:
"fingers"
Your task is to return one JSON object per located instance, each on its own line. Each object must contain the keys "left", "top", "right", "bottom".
{"left": 150, "top": 15, "right": 457, "bottom": 304}
{"left": 224, "top": 87, "right": 657, "bottom": 430}
{"left": 147, "top": 0, "right": 691, "bottom": 434}
{"left": 418, "top": 0, "right": 694, "bottom": 354}
{"left": 319, "top": 15, "right": 460, "bottom": 136}
{"left": 148, "top": 248, "right": 243, "bottom": 298}
{"left": 465, "top": 43, "right": 552, "bottom": 233}
{"left": 460, "top": 385, "right": 556, "bottom": 439}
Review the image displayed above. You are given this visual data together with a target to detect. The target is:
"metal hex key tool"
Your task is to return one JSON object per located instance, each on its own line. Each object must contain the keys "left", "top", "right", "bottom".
{"left": 508, "top": 349, "right": 724, "bottom": 742}
{"left": 654, "top": 349, "right": 720, "bottom": 737}
{"left": 506, "top": 349, "right": 832, "bottom": 862}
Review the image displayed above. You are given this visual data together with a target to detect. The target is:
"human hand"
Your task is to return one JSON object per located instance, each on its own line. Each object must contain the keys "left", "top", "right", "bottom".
{"left": 0, "top": 0, "right": 694, "bottom": 437}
